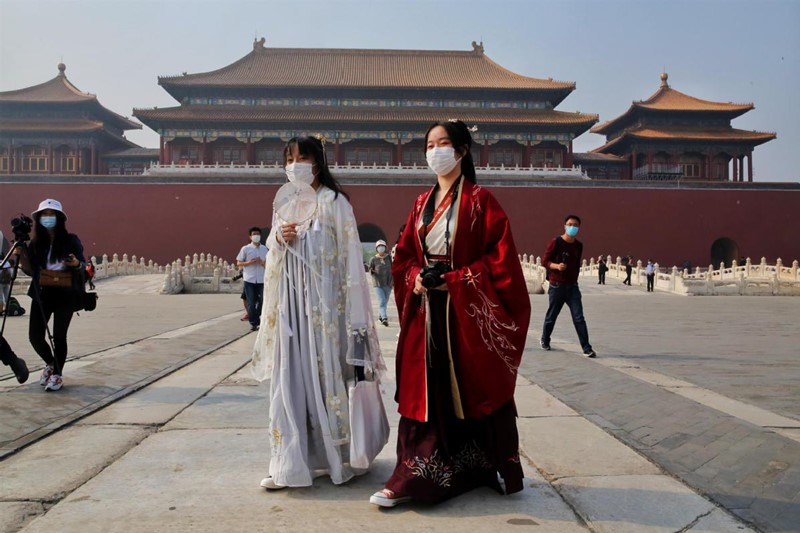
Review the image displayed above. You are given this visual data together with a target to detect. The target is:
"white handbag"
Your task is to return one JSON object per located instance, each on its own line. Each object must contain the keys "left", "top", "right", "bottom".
{"left": 348, "top": 379, "right": 390, "bottom": 469}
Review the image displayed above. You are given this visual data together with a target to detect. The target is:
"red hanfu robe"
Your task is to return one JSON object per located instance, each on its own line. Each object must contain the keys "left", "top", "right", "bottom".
{"left": 392, "top": 179, "right": 531, "bottom": 422}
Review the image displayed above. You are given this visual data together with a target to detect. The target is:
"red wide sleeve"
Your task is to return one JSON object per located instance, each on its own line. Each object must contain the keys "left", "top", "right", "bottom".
{"left": 443, "top": 191, "right": 532, "bottom": 418}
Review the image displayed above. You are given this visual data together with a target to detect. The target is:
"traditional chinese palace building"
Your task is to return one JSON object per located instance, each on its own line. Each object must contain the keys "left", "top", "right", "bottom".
{"left": 0, "top": 64, "right": 145, "bottom": 175}
{"left": 590, "top": 73, "right": 776, "bottom": 181}
{"left": 133, "top": 40, "right": 598, "bottom": 169}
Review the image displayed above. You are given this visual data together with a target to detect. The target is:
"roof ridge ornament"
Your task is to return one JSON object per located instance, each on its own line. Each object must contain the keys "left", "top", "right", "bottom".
{"left": 253, "top": 37, "right": 266, "bottom": 52}
{"left": 471, "top": 41, "right": 484, "bottom": 55}
{"left": 57, "top": 62, "right": 66, "bottom": 76}
{"left": 660, "top": 72, "right": 669, "bottom": 88}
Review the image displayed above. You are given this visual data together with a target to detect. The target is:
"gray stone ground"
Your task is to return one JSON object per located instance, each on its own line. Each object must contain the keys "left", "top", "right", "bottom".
{"left": 0, "top": 274, "right": 796, "bottom": 532}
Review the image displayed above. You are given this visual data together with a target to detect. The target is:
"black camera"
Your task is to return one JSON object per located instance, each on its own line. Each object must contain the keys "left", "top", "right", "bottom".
{"left": 10, "top": 214, "right": 33, "bottom": 242}
{"left": 420, "top": 261, "right": 451, "bottom": 289}
{"left": 232, "top": 270, "right": 244, "bottom": 282}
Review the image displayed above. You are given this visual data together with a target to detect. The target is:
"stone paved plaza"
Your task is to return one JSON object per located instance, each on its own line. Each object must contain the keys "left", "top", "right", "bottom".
{"left": 0, "top": 274, "right": 798, "bottom": 532}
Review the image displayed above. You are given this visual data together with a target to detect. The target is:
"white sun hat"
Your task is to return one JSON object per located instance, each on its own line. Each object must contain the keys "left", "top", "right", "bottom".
{"left": 376, "top": 239, "right": 387, "bottom": 248}
{"left": 32, "top": 199, "right": 67, "bottom": 220}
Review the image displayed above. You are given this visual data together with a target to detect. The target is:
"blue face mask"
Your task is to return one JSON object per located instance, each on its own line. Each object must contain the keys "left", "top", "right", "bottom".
{"left": 40, "top": 216, "right": 57, "bottom": 229}
{"left": 565, "top": 226, "right": 579, "bottom": 238}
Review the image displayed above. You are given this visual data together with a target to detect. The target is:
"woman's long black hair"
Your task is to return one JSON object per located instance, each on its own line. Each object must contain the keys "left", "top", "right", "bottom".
{"left": 31, "top": 211, "right": 70, "bottom": 264}
{"left": 424, "top": 120, "right": 477, "bottom": 184}
{"left": 283, "top": 136, "right": 348, "bottom": 200}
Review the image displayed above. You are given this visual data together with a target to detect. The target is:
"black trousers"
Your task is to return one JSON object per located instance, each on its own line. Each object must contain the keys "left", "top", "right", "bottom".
{"left": 646, "top": 274, "right": 655, "bottom": 291}
{"left": 29, "top": 294, "right": 74, "bottom": 375}
{"left": 624, "top": 267, "right": 632, "bottom": 285}
{"left": 598, "top": 271, "right": 606, "bottom": 284}
{"left": 541, "top": 283, "right": 592, "bottom": 352}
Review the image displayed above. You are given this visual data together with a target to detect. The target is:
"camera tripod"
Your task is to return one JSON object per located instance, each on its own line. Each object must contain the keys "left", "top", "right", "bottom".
{"left": 1, "top": 239, "right": 57, "bottom": 384}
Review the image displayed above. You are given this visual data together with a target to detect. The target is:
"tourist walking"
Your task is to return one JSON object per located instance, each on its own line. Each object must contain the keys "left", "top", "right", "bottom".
{"left": 368, "top": 240, "right": 392, "bottom": 326}
{"left": 645, "top": 259, "right": 656, "bottom": 292}
{"left": 251, "top": 136, "right": 386, "bottom": 490}
{"left": 540, "top": 214, "right": 597, "bottom": 358}
{"left": 236, "top": 226, "right": 267, "bottom": 331}
{"left": 597, "top": 255, "right": 608, "bottom": 285}
{"left": 623, "top": 255, "right": 633, "bottom": 285}
{"left": 371, "top": 120, "right": 531, "bottom": 508}
{"left": 13, "top": 199, "right": 86, "bottom": 391}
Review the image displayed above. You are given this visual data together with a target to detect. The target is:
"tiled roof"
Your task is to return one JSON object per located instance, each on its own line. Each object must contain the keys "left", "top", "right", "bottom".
{"left": 159, "top": 41, "right": 576, "bottom": 91}
{"left": 0, "top": 118, "right": 105, "bottom": 133}
{"left": 0, "top": 67, "right": 94, "bottom": 103}
{"left": 0, "top": 64, "right": 141, "bottom": 130}
{"left": 101, "top": 147, "right": 160, "bottom": 158}
{"left": 573, "top": 152, "right": 627, "bottom": 163}
{"left": 592, "top": 73, "right": 754, "bottom": 135}
{"left": 134, "top": 105, "right": 598, "bottom": 128}
{"left": 592, "top": 125, "right": 776, "bottom": 153}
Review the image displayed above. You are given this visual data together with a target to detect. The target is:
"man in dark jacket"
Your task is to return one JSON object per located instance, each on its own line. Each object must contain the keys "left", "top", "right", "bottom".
{"left": 540, "top": 215, "right": 596, "bottom": 357}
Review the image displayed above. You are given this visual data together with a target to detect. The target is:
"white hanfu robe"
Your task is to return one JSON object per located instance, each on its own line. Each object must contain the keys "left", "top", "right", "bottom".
{"left": 251, "top": 185, "right": 386, "bottom": 486}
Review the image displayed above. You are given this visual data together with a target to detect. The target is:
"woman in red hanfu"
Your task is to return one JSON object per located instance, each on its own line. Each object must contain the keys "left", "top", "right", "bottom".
{"left": 370, "top": 120, "right": 531, "bottom": 507}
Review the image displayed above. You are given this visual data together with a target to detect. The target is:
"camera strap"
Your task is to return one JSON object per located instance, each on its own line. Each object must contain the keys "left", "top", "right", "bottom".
{"left": 420, "top": 176, "right": 461, "bottom": 263}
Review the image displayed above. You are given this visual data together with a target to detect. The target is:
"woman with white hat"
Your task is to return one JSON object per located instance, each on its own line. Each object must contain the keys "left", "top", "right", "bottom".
{"left": 14, "top": 199, "right": 86, "bottom": 391}
{"left": 368, "top": 239, "right": 392, "bottom": 326}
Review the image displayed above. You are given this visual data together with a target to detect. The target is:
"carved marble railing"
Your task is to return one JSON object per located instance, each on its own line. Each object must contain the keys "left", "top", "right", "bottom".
{"left": 92, "top": 253, "right": 163, "bottom": 279}
{"left": 9, "top": 253, "right": 162, "bottom": 289}
{"left": 144, "top": 161, "right": 589, "bottom": 179}
{"left": 520, "top": 255, "right": 800, "bottom": 296}
{"left": 160, "top": 253, "right": 241, "bottom": 294}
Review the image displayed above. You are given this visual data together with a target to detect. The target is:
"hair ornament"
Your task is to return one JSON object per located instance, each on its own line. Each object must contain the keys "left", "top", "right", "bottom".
{"left": 468, "top": 125, "right": 479, "bottom": 133}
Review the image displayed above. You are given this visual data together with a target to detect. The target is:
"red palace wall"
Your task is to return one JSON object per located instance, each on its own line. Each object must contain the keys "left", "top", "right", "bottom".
{"left": 1, "top": 182, "right": 798, "bottom": 268}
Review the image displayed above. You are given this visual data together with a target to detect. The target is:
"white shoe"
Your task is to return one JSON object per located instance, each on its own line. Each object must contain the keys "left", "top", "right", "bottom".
{"left": 44, "top": 374, "right": 63, "bottom": 391}
{"left": 369, "top": 489, "right": 412, "bottom": 508}
{"left": 38, "top": 365, "right": 54, "bottom": 386}
{"left": 260, "top": 477, "right": 287, "bottom": 490}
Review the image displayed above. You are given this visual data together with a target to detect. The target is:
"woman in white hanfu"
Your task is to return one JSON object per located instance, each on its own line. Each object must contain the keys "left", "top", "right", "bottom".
{"left": 251, "top": 136, "right": 386, "bottom": 490}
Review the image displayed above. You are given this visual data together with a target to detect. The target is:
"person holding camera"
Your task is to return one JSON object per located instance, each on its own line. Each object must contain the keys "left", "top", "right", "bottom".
{"left": 13, "top": 199, "right": 86, "bottom": 391}
{"left": 250, "top": 136, "right": 386, "bottom": 491}
{"left": 540, "top": 215, "right": 596, "bottom": 358}
{"left": 370, "top": 120, "right": 531, "bottom": 508}
{"left": 368, "top": 239, "right": 392, "bottom": 326}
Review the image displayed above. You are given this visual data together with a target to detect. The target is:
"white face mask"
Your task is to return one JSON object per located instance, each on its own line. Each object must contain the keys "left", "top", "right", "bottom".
{"left": 376, "top": 246, "right": 386, "bottom": 253}
{"left": 426, "top": 147, "right": 461, "bottom": 176}
{"left": 285, "top": 162, "right": 315, "bottom": 185}
{"left": 251, "top": 234, "right": 261, "bottom": 244}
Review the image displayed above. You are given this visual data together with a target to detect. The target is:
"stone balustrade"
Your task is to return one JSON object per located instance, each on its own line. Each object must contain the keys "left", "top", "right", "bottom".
{"left": 160, "top": 253, "right": 241, "bottom": 295}
{"left": 91, "top": 253, "right": 163, "bottom": 279}
{"left": 519, "top": 254, "right": 800, "bottom": 296}
{"left": 9, "top": 253, "right": 162, "bottom": 289}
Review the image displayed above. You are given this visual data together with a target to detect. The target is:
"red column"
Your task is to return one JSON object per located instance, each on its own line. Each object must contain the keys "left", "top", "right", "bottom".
{"left": 165, "top": 142, "right": 172, "bottom": 164}
{"left": 480, "top": 141, "right": 489, "bottom": 167}
{"left": 334, "top": 140, "right": 341, "bottom": 165}
{"left": 49, "top": 144, "right": 54, "bottom": 174}
{"left": 246, "top": 139, "right": 255, "bottom": 164}
{"left": 732, "top": 156, "right": 738, "bottom": 182}
{"left": 631, "top": 151, "right": 638, "bottom": 179}
{"left": 523, "top": 141, "right": 532, "bottom": 166}
{"left": 202, "top": 138, "right": 209, "bottom": 164}
{"left": 9, "top": 144, "right": 14, "bottom": 174}
{"left": 395, "top": 140, "right": 402, "bottom": 166}
{"left": 159, "top": 138, "right": 165, "bottom": 164}
{"left": 748, "top": 153, "right": 754, "bottom": 182}
{"left": 90, "top": 144, "right": 97, "bottom": 175}
{"left": 76, "top": 145, "right": 82, "bottom": 175}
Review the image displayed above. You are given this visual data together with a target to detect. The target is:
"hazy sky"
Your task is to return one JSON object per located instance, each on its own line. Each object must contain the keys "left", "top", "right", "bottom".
{"left": 1, "top": 0, "right": 798, "bottom": 182}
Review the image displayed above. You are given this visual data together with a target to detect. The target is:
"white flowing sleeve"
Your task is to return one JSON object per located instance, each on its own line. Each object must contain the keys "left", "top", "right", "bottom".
{"left": 334, "top": 198, "right": 386, "bottom": 378}
{"left": 249, "top": 217, "right": 285, "bottom": 382}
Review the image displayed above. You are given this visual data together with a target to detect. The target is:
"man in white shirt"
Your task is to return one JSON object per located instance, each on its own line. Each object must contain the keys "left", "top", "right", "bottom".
{"left": 236, "top": 226, "right": 268, "bottom": 331}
